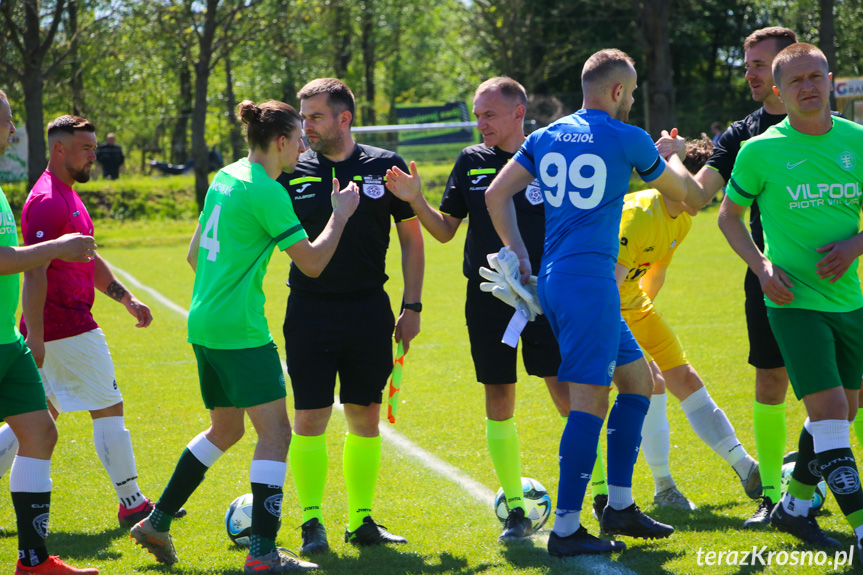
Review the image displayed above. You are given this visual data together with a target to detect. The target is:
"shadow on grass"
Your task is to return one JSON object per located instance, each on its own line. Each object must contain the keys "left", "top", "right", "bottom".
{"left": 43, "top": 526, "right": 128, "bottom": 561}
{"left": 648, "top": 502, "right": 752, "bottom": 533}
{"left": 333, "top": 545, "right": 494, "bottom": 575}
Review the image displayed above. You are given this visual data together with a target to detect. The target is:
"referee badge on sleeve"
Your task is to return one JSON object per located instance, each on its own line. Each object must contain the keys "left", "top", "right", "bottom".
{"left": 362, "top": 175, "right": 385, "bottom": 199}
{"left": 525, "top": 179, "right": 543, "bottom": 205}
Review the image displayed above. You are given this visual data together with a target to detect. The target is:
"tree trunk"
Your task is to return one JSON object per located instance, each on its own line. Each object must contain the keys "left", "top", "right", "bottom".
{"left": 360, "top": 1, "right": 376, "bottom": 126}
{"left": 333, "top": 1, "right": 352, "bottom": 78}
{"left": 224, "top": 51, "right": 244, "bottom": 161}
{"left": 68, "top": 0, "right": 86, "bottom": 117}
{"left": 819, "top": 0, "right": 836, "bottom": 109}
{"left": 22, "top": 71, "right": 47, "bottom": 189}
{"left": 192, "top": 0, "right": 220, "bottom": 210}
{"left": 171, "top": 62, "right": 192, "bottom": 164}
{"left": 634, "top": 0, "right": 676, "bottom": 137}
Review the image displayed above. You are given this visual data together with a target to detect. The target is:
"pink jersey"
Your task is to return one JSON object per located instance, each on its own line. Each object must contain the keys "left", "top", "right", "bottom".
{"left": 21, "top": 169, "right": 98, "bottom": 342}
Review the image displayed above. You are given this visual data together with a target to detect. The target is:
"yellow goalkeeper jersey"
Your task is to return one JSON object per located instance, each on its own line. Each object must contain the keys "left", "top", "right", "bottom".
{"left": 618, "top": 189, "right": 691, "bottom": 310}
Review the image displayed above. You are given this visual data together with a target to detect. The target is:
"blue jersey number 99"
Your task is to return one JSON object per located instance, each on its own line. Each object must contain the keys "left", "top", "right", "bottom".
{"left": 539, "top": 152, "right": 607, "bottom": 210}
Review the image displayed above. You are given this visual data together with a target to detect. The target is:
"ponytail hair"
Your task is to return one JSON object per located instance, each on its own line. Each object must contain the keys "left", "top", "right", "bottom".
{"left": 237, "top": 99, "right": 302, "bottom": 151}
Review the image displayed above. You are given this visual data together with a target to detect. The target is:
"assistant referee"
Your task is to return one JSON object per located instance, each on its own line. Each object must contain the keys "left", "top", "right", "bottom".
{"left": 277, "top": 78, "right": 424, "bottom": 555}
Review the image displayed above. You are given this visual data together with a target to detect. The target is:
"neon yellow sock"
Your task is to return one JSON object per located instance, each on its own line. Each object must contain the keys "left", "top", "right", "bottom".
{"left": 753, "top": 401, "right": 786, "bottom": 502}
{"left": 487, "top": 418, "right": 524, "bottom": 512}
{"left": 344, "top": 433, "right": 381, "bottom": 531}
{"left": 289, "top": 433, "right": 327, "bottom": 523}
{"left": 591, "top": 440, "right": 608, "bottom": 497}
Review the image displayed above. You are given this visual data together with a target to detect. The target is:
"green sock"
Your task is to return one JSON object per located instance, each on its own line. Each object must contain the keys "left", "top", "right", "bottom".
{"left": 591, "top": 440, "right": 608, "bottom": 497}
{"left": 152, "top": 448, "right": 208, "bottom": 532}
{"left": 289, "top": 433, "right": 328, "bottom": 523}
{"left": 487, "top": 418, "right": 524, "bottom": 512}
{"left": 753, "top": 401, "right": 786, "bottom": 502}
{"left": 343, "top": 433, "right": 381, "bottom": 532}
{"left": 854, "top": 418, "right": 863, "bottom": 448}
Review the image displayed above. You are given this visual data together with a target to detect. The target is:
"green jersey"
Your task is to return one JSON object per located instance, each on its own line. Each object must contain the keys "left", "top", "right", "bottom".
{"left": 728, "top": 116, "right": 863, "bottom": 312}
{"left": 188, "top": 159, "right": 308, "bottom": 349}
{"left": 0, "top": 186, "right": 21, "bottom": 344}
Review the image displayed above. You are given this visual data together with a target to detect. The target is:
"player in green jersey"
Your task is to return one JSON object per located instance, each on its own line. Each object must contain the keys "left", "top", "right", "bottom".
{"left": 130, "top": 99, "right": 359, "bottom": 574}
{"left": 720, "top": 44, "right": 863, "bottom": 555}
{"left": 0, "top": 89, "right": 100, "bottom": 575}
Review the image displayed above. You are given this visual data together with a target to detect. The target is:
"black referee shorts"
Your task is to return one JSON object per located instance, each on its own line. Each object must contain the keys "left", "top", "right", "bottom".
{"left": 744, "top": 268, "right": 785, "bottom": 370}
{"left": 465, "top": 281, "right": 561, "bottom": 384}
{"left": 283, "top": 288, "right": 395, "bottom": 410}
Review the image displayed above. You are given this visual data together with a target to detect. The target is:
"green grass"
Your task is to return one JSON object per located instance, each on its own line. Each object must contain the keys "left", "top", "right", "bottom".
{"left": 2, "top": 207, "right": 862, "bottom": 574}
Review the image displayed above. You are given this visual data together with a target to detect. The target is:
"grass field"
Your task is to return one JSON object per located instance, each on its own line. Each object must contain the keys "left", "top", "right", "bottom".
{"left": 2, "top": 205, "right": 862, "bottom": 574}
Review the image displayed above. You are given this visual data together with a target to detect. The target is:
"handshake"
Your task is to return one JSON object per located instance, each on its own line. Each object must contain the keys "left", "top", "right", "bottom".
{"left": 479, "top": 247, "right": 543, "bottom": 321}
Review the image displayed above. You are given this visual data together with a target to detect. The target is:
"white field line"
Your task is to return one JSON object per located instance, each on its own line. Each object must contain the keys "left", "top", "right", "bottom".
{"left": 110, "top": 262, "right": 638, "bottom": 574}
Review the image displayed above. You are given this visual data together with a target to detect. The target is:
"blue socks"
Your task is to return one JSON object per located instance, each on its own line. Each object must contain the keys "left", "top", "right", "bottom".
{"left": 556, "top": 410, "right": 603, "bottom": 512}
{"left": 607, "top": 394, "right": 649, "bottom": 490}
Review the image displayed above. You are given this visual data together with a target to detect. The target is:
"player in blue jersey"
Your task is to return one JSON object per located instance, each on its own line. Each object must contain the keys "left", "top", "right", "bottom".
{"left": 486, "top": 49, "right": 702, "bottom": 558}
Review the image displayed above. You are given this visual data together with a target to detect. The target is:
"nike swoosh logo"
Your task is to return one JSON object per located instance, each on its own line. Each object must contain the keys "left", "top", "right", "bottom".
{"left": 787, "top": 159, "right": 807, "bottom": 169}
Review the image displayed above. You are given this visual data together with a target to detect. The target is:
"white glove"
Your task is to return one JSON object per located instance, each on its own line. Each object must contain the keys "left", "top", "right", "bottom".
{"left": 479, "top": 249, "right": 543, "bottom": 320}
{"left": 479, "top": 257, "right": 518, "bottom": 309}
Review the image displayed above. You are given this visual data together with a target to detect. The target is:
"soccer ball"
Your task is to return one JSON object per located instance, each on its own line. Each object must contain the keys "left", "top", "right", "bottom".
{"left": 494, "top": 477, "right": 552, "bottom": 530}
{"left": 225, "top": 493, "right": 254, "bottom": 546}
{"left": 780, "top": 461, "right": 828, "bottom": 511}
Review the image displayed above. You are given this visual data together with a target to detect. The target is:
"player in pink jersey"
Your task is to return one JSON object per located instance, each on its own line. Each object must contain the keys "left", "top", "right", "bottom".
{"left": 0, "top": 115, "right": 184, "bottom": 529}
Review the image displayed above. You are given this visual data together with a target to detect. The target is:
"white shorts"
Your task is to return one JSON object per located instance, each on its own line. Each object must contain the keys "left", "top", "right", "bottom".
{"left": 41, "top": 328, "right": 122, "bottom": 413}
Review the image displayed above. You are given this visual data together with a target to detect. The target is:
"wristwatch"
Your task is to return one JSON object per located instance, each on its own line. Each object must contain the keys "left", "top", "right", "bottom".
{"left": 403, "top": 302, "right": 422, "bottom": 313}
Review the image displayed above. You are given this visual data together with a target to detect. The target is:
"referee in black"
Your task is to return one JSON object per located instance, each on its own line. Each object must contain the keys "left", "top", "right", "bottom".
{"left": 386, "top": 77, "right": 569, "bottom": 542}
{"left": 277, "top": 78, "right": 424, "bottom": 554}
{"left": 675, "top": 27, "right": 798, "bottom": 528}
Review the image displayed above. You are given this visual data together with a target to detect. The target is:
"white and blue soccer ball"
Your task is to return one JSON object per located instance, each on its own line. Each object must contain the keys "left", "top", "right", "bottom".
{"left": 225, "top": 493, "right": 254, "bottom": 546}
{"left": 494, "top": 477, "right": 552, "bottom": 530}
{"left": 781, "top": 461, "right": 828, "bottom": 511}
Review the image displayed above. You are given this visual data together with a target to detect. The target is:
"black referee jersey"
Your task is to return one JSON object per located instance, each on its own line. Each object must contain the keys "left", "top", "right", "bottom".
{"left": 277, "top": 143, "right": 415, "bottom": 295}
{"left": 440, "top": 144, "right": 546, "bottom": 282}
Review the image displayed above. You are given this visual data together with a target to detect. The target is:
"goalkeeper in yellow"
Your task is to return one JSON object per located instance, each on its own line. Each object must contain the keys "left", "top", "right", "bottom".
{"left": 602, "top": 138, "right": 762, "bottom": 510}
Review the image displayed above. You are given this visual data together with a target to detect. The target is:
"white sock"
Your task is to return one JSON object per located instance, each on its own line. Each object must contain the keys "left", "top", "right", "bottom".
{"left": 10, "top": 456, "right": 52, "bottom": 493}
{"left": 640, "top": 394, "right": 673, "bottom": 493}
{"left": 680, "top": 387, "right": 752, "bottom": 471}
{"left": 188, "top": 431, "right": 225, "bottom": 467}
{"left": 809, "top": 419, "right": 851, "bottom": 452}
{"left": 608, "top": 485, "right": 634, "bottom": 510}
{"left": 780, "top": 491, "right": 811, "bottom": 517}
{"left": 0, "top": 424, "right": 19, "bottom": 479}
{"left": 250, "top": 459, "right": 287, "bottom": 487}
{"left": 93, "top": 416, "right": 143, "bottom": 509}
{"left": 552, "top": 509, "right": 580, "bottom": 537}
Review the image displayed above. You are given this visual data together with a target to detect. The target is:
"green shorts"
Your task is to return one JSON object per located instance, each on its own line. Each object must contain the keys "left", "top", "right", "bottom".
{"left": 192, "top": 342, "right": 286, "bottom": 410}
{"left": 0, "top": 335, "right": 48, "bottom": 421}
{"left": 767, "top": 306, "right": 863, "bottom": 400}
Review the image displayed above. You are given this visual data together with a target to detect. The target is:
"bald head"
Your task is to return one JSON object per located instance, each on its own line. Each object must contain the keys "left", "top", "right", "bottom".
{"left": 581, "top": 49, "right": 637, "bottom": 121}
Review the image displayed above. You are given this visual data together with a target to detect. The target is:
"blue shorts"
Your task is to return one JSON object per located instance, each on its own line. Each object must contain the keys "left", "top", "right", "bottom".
{"left": 538, "top": 273, "right": 642, "bottom": 386}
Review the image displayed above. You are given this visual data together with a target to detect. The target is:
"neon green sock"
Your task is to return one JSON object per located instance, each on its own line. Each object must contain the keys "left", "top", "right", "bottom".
{"left": 753, "top": 401, "right": 786, "bottom": 502}
{"left": 344, "top": 433, "right": 381, "bottom": 531}
{"left": 854, "top": 417, "right": 863, "bottom": 448}
{"left": 289, "top": 433, "right": 327, "bottom": 523}
{"left": 487, "top": 418, "right": 524, "bottom": 512}
{"left": 591, "top": 440, "right": 608, "bottom": 497}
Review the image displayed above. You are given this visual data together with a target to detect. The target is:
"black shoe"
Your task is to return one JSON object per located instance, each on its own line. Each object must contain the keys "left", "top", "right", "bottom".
{"left": 498, "top": 507, "right": 534, "bottom": 542}
{"left": 592, "top": 494, "right": 608, "bottom": 523}
{"left": 345, "top": 516, "right": 408, "bottom": 546}
{"left": 770, "top": 502, "right": 841, "bottom": 547}
{"left": 600, "top": 503, "right": 674, "bottom": 539}
{"left": 547, "top": 525, "right": 626, "bottom": 557}
{"left": 743, "top": 497, "right": 775, "bottom": 529}
{"left": 300, "top": 517, "right": 329, "bottom": 555}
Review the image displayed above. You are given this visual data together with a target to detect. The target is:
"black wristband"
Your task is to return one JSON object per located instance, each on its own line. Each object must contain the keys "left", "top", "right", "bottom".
{"left": 403, "top": 302, "right": 422, "bottom": 313}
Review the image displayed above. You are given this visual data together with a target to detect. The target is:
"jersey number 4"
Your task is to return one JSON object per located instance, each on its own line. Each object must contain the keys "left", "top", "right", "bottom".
{"left": 539, "top": 153, "right": 607, "bottom": 210}
{"left": 201, "top": 205, "right": 221, "bottom": 261}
